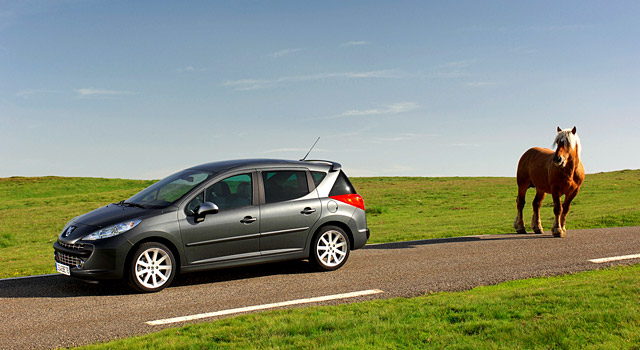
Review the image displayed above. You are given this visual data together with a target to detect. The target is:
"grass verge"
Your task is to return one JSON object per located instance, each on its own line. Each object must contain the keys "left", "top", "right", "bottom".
{"left": 76, "top": 264, "right": 640, "bottom": 349}
{"left": 357, "top": 169, "right": 640, "bottom": 243}
{"left": 0, "top": 170, "right": 639, "bottom": 278}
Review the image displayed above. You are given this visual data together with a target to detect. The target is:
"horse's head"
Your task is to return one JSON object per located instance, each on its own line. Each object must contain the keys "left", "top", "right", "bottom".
{"left": 553, "top": 126, "right": 581, "bottom": 167}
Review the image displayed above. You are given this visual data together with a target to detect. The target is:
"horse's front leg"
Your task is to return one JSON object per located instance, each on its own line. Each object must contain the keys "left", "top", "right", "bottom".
{"left": 560, "top": 189, "right": 580, "bottom": 232}
{"left": 551, "top": 191, "right": 565, "bottom": 237}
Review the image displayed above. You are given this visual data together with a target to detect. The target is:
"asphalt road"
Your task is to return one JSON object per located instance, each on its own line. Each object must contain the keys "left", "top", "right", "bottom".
{"left": 2, "top": 226, "right": 640, "bottom": 349}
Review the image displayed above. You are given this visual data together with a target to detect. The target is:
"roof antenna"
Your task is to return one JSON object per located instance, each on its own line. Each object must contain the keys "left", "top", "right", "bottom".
{"left": 300, "top": 137, "right": 320, "bottom": 161}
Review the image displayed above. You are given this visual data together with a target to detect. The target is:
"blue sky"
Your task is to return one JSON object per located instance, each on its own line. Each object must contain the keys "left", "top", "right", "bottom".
{"left": 2, "top": 0, "right": 639, "bottom": 179}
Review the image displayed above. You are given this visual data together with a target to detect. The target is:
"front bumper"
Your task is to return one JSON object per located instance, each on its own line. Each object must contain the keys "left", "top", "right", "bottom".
{"left": 53, "top": 238, "right": 131, "bottom": 280}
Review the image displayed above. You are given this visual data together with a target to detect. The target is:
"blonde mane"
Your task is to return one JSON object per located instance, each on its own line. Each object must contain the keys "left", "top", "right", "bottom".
{"left": 553, "top": 128, "right": 582, "bottom": 158}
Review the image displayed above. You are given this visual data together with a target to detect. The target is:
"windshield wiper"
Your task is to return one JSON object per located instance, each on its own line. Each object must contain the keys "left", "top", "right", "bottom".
{"left": 115, "top": 200, "right": 146, "bottom": 209}
{"left": 123, "top": 201, "right": 146, "bottom": 209}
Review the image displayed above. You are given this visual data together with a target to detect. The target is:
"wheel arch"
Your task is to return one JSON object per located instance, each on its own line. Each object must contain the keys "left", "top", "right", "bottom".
{"left": 124, "top": 236, "right": 182, "bottom": 278}
{"left": 313, "top": 221, "right": 355, "bottom": 250}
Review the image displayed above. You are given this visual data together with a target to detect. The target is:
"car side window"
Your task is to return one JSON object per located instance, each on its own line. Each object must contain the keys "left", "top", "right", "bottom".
{"left": 185, "top": 192, "right": 204, "bottom": 216}
{"left": 311, "top": 171, "right": 327, "bottom": 187}
{"left": 205, "top": 174, "right": 253, "bottom": 210}
{"left": 262, "top": 170, "right": 310, "bottom": 204}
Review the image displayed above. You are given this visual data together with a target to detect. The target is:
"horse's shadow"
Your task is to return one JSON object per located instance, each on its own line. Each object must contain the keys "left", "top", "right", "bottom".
{"left": 0, "top": 260, "right": 315, "bottom": 299}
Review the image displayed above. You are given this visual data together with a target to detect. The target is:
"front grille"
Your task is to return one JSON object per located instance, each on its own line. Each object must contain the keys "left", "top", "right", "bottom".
{"left": 58, "top": 241, "right": 85, "bottom": 251}
{"left": 55, "top": 251, "right": 84, "bottom": 268}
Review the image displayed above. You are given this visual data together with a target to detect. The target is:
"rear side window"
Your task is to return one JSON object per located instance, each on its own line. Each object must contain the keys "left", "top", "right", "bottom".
{"left": 262, "top": 170, "right": 310, "bottom": 203}
{"left": 329, "top": 171, "right": 357, "bottom": 196}
{"left": 311, "top": 171, "right": 327, "bottom": 187}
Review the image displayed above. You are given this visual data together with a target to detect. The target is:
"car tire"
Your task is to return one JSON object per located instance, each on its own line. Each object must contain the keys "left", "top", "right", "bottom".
{"left": 128, "top": 242, "right": 176, "bottom": 293}
{"left": 310, "top": 226, "right": 351, "bottom": 271}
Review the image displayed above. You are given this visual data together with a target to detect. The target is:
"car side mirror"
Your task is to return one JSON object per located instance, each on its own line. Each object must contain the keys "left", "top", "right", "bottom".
{"left": 196, "top": 202, "right": 219, "bottom": 216}
{"left": 194, "top": 202, "right": 219, "bottom": 223}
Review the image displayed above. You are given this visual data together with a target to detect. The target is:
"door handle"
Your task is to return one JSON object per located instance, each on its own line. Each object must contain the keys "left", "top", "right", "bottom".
{"left": 300, "top": 207, "right": 316, "bottom": 215}
{"left": 240, "top": 216, "right": 257, "bottom": 224}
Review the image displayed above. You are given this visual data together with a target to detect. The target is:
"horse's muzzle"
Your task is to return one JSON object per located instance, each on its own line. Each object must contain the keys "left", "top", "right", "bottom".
{"left": 553, "top": 155, "right": 566, "bottom": 167}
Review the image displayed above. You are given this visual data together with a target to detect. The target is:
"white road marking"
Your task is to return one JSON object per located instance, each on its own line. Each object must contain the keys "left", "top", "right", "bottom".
{"left": 146, "top": 289, "right": 384, "bottom": 326}
{"left": 588, "top": 254, "right": 640, "bottom": 264}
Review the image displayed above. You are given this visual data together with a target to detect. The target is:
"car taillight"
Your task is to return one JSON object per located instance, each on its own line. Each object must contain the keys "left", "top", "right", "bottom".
{"left": 330, "top": 194, "right": 365, "bottom": 211}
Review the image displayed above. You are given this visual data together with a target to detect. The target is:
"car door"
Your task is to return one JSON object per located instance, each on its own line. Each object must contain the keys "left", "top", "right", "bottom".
{"left": 178, "top": 172, "right": 260, "bottom": 265}
{"left": 258, "top": 169, "right": 321, "bottom": 255}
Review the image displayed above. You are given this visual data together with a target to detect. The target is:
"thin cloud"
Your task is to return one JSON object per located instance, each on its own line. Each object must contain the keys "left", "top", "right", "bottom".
{"left": 268, "top": 48, "right": 302, "bottom": 58}
{"left": 317, "top": 102, "right": 420, "bottom": 120}
{"left": 260, "top": 147, "right": 327, "bottom": 155}
{"left": 341, "top": 41, "right": 368, "bottom": 47}
{"left": 177, "top": 66, "right": 207, "bottom": 73}
{"left": 16, "top": 89, "right": 62, "bottom": 98}
{"left": 74, "top": 88, "right": 135, "bottom": 97}
{"left": 221, "top": 70, "right": 400, "bottom": 91}
{"left": 460, "top": 24, "right": 593, "bottom": 33}
{"left": 425, "top": 60, "right": 475, "bottom": 79}
{"left": 527, "top": 24, "right": 594, "bottom": 32}
{"left": 451, "top": 143, "right": 481, "bottom": 147}
{"left": 368, "top": 133, "right": 423, "bottom": 143}
{"left": 466, "top": 81, "right": 499, "bottom": 87}
{"left": 510, "top": 46, "right": 538, "bottom": 55}
{"left": 438, "top": 60, "right": 474, "bottom": 69}
{"left": 340, "top": 102, "right": 419, "bottom": 117}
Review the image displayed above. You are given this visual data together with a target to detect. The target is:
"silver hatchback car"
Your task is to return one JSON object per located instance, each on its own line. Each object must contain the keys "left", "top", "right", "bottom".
{"left": 53, "top": 159, "right": 369, "bottom": 292}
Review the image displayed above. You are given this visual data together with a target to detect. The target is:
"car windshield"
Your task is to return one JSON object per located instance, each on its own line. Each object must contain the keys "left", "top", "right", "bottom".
{"left": 127, "top": 169, "right": 214, "bottom": 209}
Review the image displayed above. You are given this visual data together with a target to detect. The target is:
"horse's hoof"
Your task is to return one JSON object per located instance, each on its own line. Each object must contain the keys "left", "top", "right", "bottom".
{"left": 533, "top": 228, "right": 543, "bottom": 234}
{"left": 552, "top": 228, "right": 566, "bottom": 238}
{"left": 516, "top": 228, "right": 527, "bottom": 234}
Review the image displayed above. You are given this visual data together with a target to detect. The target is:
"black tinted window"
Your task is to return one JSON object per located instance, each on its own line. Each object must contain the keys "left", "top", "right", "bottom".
{"left": 329, "top": 171, "right": 357, "bottom": 196}
{"left": 262, "top": 171, "right": 309, "bottom": 203}
{"left": 311, "top": 171, "right": 327, "bottom": 187}
{"left": 205, "top": 174, "right": 253, "bottom": 210}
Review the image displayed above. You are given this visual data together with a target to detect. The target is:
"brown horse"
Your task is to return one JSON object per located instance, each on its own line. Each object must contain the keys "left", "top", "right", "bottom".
{"left": 513, "top": 127, "right": 585, "bottom": 237}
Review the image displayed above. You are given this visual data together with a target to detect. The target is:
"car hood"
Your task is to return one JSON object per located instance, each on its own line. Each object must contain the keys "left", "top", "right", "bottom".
{"left": 73, "top": 204, "right": 155, "bottom": 229}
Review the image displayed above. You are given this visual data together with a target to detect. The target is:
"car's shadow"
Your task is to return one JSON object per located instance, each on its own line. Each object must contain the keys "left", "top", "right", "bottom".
{"left": 365, "top": 233, "right": 555, "bottom": 250}
{"left": 0, "top": 260, "right": 316, "bottom": 299}
{"left": 1, "top": 234, "right": 554, "bottom": 298}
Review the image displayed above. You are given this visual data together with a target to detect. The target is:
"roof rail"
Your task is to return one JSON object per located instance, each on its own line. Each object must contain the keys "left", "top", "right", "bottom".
{"left": 302, "top": 159, "right": 342, "bottom": 172}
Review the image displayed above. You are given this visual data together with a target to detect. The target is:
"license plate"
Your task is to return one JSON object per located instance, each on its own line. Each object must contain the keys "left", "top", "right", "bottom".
{"left": 56, "top": 262, "right": 70, "bottom": 276}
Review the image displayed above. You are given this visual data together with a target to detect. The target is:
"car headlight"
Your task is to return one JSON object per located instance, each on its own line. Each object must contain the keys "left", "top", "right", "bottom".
{"left": 83, "top": 219, "right": 142, "bottom": 240}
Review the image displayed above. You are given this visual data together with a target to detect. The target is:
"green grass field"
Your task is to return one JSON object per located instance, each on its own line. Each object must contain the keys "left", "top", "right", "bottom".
{"left": 77, "top": 264, "right": 640, "bottom": 349}
{"left": 1, "top": 170, "right": 639, "bottom": 278}
{"left": 1, "top": 171, "right": 638, "bottom": 349}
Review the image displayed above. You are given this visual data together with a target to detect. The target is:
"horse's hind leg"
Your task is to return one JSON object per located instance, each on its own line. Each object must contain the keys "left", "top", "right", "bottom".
{"left": 513, "top": 186, "right": 527, "bottom": 234}
{"left": 531, "top": 190, "right": 546, "bottom": 234}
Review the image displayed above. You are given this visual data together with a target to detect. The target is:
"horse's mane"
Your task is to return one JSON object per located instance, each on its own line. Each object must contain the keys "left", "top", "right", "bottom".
{"left": 553, "top": 128, "right": 582, "bottom": 158}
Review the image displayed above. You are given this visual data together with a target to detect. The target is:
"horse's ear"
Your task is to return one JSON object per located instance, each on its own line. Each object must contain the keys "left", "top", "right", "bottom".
{"left": 571, "top": 126, "right": 577, "bottom": 134}
{"left": 557, "top": 126, "right": 562, "bottom": 133}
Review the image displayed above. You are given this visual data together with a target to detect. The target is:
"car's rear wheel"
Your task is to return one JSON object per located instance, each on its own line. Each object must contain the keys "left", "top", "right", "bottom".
{"left": 128, "top": 242, "right": 176, "bottom": 293}
{"left": 310, "top": 226, "right": 350, "bottom": 271}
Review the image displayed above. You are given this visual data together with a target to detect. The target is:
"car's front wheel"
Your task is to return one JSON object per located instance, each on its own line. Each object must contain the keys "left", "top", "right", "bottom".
{"left": 128, "top": 242, "right": 176, "bottom": 293}
{"left": 310, "top": 226, "right": 351, "bottom": 271}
